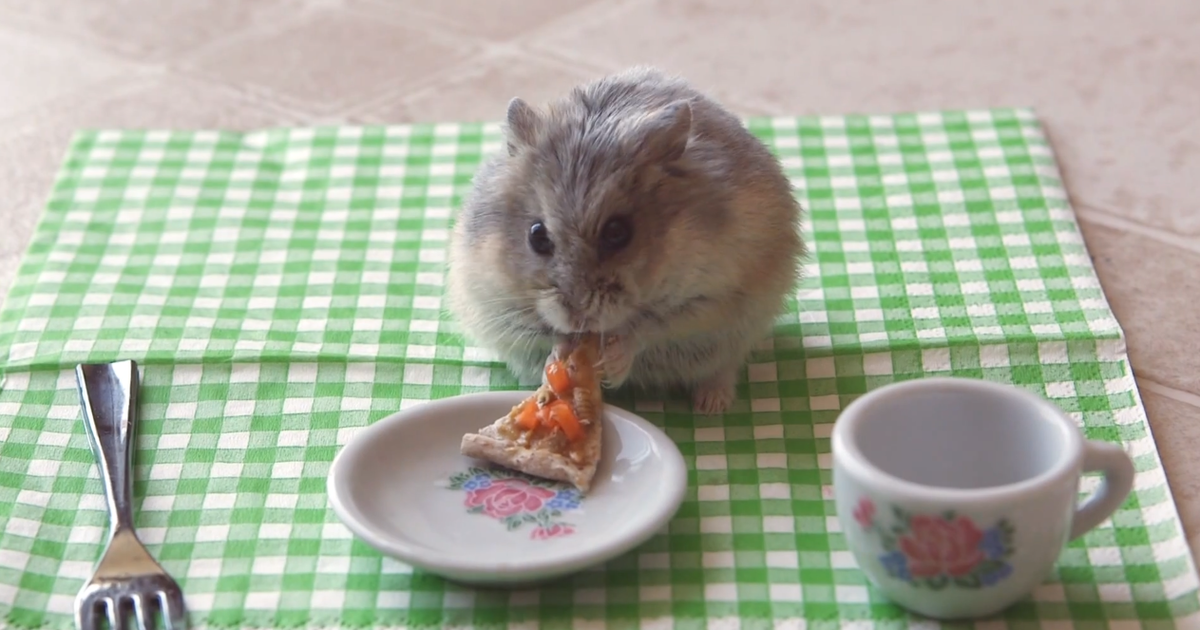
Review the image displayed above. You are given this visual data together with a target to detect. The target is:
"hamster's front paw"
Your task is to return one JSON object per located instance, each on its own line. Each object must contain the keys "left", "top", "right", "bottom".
{"left": 600, "top": 334, "right": 635, "bottom": 388}
{"left": 547, "top": 338, "right": 575, "bottom": 366}
{"left": 692, "top": 370, "right": 737, "bottom": 415}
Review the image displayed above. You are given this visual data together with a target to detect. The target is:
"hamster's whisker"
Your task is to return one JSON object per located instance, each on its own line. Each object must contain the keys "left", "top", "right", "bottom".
{"left": 475, "top": 312, "right": 543, "bottom": 338}
{"left": 492, "top": 324, "right": 534, "bottom": 355}
{"left": 595, "top": 330, "right": 607, "bottom": 370}
{"left": 468, "top": 300, "right": 538, "bottom": 323}
{"left": 467, "top": 295, "right": 537, "bottom": 309}
{"left": 474, "top": 306, "right": 536, "bottom": 326}
{"left": 513, "top": 328, "right": 544, "bottom": 365}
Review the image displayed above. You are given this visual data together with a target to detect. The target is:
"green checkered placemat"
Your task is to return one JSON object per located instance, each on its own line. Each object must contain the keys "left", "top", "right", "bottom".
{"left": 0, "top": 108, "right": 1196, "bottom": 629}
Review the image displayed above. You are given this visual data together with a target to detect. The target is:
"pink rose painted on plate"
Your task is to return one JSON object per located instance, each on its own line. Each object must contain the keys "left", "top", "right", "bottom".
{"left": 465, "top": 479, "right": 556, "bottom": 519}
{"left": 531, "top": 524, "right": 575, "bottom": 540}
{"left": 448, "top": 467, "right": 583, "bottom": 539}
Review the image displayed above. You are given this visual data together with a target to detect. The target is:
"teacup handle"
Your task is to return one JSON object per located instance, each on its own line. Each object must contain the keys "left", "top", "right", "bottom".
{"left": 1070, "top": 440, "right": 1136, "bottom": 539}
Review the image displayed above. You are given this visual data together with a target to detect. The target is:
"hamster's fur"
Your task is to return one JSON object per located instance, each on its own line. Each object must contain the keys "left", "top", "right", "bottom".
{"left": 446, "top": 66, "right": 804, "bottom": 414}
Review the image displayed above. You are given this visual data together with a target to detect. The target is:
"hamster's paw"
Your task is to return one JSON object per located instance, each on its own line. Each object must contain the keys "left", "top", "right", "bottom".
{"left": 600, "top": 335, "right": 635, "bottom": 388}
{"left": 692, "top": 370, "right": 737, "bottom": 415}
{"left": 547, "top": 338, "right": 575, "bottom": 365}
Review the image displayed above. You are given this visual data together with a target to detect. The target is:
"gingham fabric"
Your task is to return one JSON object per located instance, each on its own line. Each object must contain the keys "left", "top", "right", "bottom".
{"left": 0, "top": 109, "right": 1196, "bottom": 629}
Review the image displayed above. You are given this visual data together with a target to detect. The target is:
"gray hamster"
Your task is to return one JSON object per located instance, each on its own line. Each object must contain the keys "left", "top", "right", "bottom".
{"left": 445, "top": 66, "right": 804, "bottom": 414}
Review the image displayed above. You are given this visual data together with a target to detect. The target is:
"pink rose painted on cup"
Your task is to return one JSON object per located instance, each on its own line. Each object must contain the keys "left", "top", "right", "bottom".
{"left": 465, "top": 478, "right": 556, "bottom": 519}
{"left": 853, "top": 498, "right": 875, "bottom": 529}
{"left": 867, "top": 504, "right": 1016, "bottom": 589}
{"left": 531, "top": 524, "right": 575, "bottom": 540}
{"left": 899, "top": 515, "right": 985, "bottom": 578}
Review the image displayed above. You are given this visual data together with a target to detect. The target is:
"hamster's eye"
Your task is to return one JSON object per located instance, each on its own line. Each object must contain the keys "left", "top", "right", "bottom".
{"left": 528, "top": 222, "right": 554, "bottom": 256}
{"left": 600, "top": 217, "right": 633, "bottom": 251}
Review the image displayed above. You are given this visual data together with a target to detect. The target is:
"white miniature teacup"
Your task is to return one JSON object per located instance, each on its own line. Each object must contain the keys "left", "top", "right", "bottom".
{"left": 832, "top": 377, "right": 1135, "bottom": 620}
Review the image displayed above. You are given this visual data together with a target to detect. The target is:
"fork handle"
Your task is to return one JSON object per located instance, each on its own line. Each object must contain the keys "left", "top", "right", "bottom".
{"left": 76, "top": 360, "right": 139, "bottom": 534}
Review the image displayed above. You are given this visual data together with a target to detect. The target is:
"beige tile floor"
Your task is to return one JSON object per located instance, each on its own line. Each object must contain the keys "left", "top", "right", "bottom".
{"left": 0, "top": 0, "right": 1197, "bottom": 559}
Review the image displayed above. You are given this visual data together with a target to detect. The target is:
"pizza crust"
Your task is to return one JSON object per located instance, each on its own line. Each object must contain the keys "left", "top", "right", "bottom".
{"left": 459, "top": 416, "right": 602, "bottom": 492}
{"left": 460, "top": 335, "right": 605, "bottom": 493}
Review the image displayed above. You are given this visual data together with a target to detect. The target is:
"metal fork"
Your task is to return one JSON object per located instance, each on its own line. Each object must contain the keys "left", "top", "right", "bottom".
{"left": 75, "top": 360, "right": 187, "bottom": 630}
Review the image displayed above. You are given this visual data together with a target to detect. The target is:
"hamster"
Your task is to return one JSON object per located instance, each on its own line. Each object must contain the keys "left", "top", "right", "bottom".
{"left": 445, "top": 66, "right": 804, "bottom": 414}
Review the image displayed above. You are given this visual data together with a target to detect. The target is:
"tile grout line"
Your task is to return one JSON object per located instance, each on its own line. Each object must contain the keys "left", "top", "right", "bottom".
{"left": 506, "top": 0, "right": 815, "bottom": 117}
{"left": 164, "top": 3, "right": 490, "bottom": 124}
{"left": 515, "top": 0, "right": 656, "bottom": 45}
{"left": 1138, "top": 377, "right": 1200, "bottom": 409}
{"left": 343, "top": 47, "right": 519, "bottom": 124}
{"left": 1, "top": 2, "right": 323, "bottom": 128}
{"left": 514, "top": 43, "right": 774, "bottom": 117}
{"left": 1075, "top": 203, "right": 1200, "bottom": 255}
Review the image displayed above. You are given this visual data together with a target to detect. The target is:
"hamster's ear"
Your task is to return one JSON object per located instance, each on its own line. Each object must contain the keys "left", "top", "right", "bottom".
{"left": 505, "top": 97, "right": 540, "bottom": 156}
{"left": 634, "top": 99, "right": 692, "bottom": 165}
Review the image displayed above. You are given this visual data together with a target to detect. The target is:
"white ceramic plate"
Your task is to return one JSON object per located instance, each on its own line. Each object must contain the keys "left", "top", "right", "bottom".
{"left": 327, "top": 391, "right": 688, "bottom": 586}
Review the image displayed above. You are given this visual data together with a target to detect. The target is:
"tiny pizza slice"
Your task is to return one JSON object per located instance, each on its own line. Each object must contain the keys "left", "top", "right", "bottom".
{"left": 460, "top": 334, "right": 604, "bottom": 492}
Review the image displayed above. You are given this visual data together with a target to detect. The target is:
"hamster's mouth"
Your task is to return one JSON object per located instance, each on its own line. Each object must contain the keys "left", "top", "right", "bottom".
{"left": 542, "top": 297, "right": 715, "bottom": 337}
{"left": 544, "top": 319, "right": 621, "bottom": 337}
{"left": 627, "top": 295, "right": 714, "bottom": 328}
{"left": 536, "top": 298, "right": 667, "bottom": 337}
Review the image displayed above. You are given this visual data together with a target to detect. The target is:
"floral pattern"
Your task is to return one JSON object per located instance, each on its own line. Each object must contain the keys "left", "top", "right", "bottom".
{"left": 854, "top": 498, "right": 1015, "bottom": 589}
{"left": 531, "top": 523, "right": 575, "bottom": 539}
{"left": 448, "top": 467, "right": 583, "bottom": 540}
{"left": 853, "top": 497, "right": 876, "bottom": 529}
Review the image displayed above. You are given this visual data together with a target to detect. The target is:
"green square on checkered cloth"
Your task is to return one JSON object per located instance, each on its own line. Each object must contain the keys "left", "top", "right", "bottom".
{"left": 0, "top": 108, "right": 1197, "bottom": 629}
